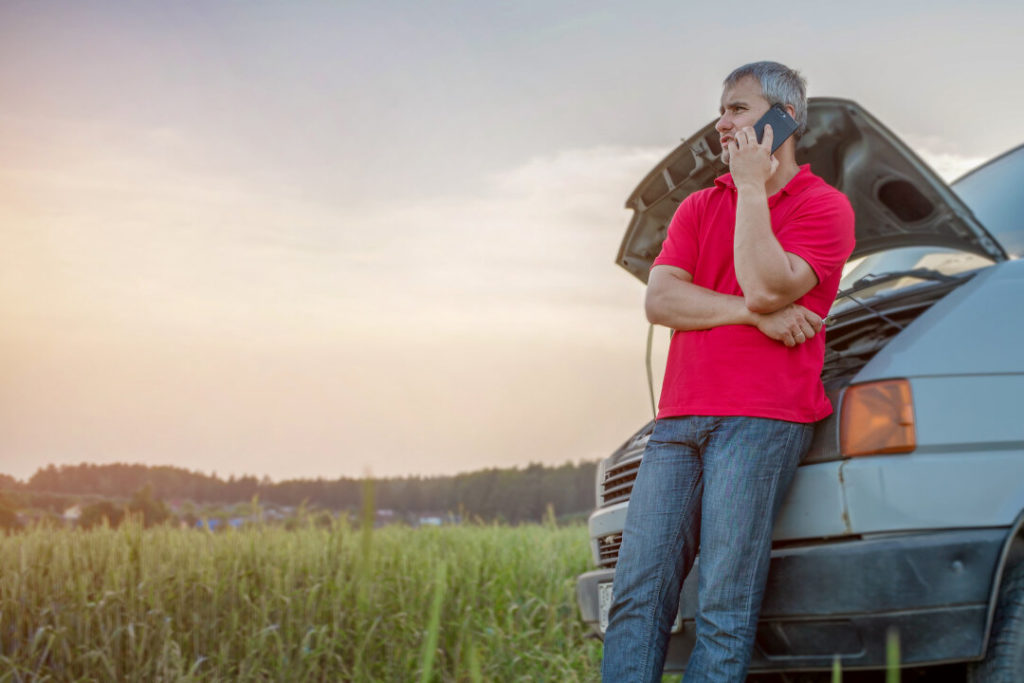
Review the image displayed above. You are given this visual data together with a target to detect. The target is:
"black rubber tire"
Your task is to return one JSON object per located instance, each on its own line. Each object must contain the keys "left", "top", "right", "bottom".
{"left": 968, "top": 561, "right": 1024, "bottom": 682}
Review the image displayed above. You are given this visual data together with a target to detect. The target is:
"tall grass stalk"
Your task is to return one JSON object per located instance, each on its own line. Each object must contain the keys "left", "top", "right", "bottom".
{"left": 418, "top": 561, "right": 446, "bottom": 683}
{"left": 887, "top": 628, "right": 901, "bottom": 683}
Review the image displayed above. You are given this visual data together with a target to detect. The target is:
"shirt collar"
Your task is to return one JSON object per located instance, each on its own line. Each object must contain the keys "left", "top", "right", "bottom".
{"left": 714, "top": 163, "right": 815, "bottom": 199}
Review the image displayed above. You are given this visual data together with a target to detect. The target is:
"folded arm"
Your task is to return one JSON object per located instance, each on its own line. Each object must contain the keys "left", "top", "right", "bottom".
{"left": 733, "top": 186, "right": 819, "bottom": 313}
{"left": 645, "top": 265, "right": 756, "bottom": 330}
{"left": 645, "top": 264, "right": 822, "bottom": 347}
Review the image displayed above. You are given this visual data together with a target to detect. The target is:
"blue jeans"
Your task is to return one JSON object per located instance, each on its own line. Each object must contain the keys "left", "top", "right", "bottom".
{"left": 601, "top": 415, "right": 814, "bottom": 682}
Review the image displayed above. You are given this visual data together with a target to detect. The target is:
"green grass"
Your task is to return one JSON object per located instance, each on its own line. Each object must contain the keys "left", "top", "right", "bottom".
{"left": 0, "top": 518, "right": 912, "bottom": 682}
{"left": 0, "top": 519, "right": 601, "bottom": 682}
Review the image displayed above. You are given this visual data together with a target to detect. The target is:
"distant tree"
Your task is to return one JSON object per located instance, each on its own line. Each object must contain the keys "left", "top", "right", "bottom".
{"left": 24, "top": 459, "right": 600, "bottom": 524}
{"left": 0, "top": 494, "right": 19, "bottom": 532}
{"left": 127, "top": 483, "right": 170, "bottom": 527}
{"left": 79, "top": 500, "right": 126, "bottom": 529}
{"left": 313, "top": 510, "right": 334, "bottom": 528}
{"left": 29, "top": 511, "right": 62, "bottom": 529}
{"left": 29, "top": 464, "right": 62, "bottom": 493}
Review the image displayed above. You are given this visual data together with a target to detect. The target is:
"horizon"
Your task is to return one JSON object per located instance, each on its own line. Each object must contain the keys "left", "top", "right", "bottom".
{"left": 3, "top": 1, "right": 1021, "bottom": 483}
{"left": 1, "top": 456, "right": 598, "bottom": 486}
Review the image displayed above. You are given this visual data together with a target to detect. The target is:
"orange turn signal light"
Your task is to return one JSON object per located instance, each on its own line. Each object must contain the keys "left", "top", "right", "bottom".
{"left": 840, "top": 379, "right": 916, "bottom": 457}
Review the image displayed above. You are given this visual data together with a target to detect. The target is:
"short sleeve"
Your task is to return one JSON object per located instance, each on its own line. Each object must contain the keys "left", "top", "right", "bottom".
{"left": 652, "top": 193, "right": 702, "bottom": 275}
{"left": 776, "top": 189, "right": 856, "bottom": 283}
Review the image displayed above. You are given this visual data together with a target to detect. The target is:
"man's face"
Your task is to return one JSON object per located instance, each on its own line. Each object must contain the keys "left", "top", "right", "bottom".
{"left": 716, "top": 76, "right": 772, "bottom": 164}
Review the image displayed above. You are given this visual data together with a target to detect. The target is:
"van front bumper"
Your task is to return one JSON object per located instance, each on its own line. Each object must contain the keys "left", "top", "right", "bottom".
{"left": 577, "top": 527, "right": 1006, "bottom": 672}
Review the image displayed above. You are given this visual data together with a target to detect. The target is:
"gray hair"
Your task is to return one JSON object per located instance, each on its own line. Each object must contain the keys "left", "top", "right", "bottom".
{"left": 724, "top": 61, "right": 808, "bottom": 137}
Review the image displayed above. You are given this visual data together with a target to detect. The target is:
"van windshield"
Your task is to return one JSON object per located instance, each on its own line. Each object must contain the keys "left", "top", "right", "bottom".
{"left": 952, "top": 143, "right": 1024, "bottom": 258}
{"left": 830, "top": 246, "right": 992, "bottom": 317}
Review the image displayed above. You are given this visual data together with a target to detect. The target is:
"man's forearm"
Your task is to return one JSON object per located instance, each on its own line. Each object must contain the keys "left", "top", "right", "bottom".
{"left": 646, "top": 275, "right": 757, "bottom": 331}
{"left": 733, "top": 186, "right": 800, "bottom": 312}
{"left": 646, "top": 265, "right": 822, "bottom": 346}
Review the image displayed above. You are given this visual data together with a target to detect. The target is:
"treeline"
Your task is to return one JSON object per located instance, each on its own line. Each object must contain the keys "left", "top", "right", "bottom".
{"left": 6, "top": 461, "right": 599, "bottom": 523}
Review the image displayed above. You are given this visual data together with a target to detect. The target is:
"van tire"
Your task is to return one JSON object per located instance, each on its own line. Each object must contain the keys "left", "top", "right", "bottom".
{"left": 968, "top": 561, "right": 1024, "bottom": 683}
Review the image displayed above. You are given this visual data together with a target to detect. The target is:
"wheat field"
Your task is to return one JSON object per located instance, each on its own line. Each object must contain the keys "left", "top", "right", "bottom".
{"left": 0, "top": 518, "right": 601, "bottom": 682}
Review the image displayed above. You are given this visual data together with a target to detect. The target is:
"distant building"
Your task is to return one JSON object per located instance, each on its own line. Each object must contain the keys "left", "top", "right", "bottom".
{"left": 62, "top": 505, "right": 82, "bottom": 523}
{"left": 196, "top": 517, "right": 249, "bottom": 531}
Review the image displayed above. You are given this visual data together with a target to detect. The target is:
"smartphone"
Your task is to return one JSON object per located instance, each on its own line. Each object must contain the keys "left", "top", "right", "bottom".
{"left": 753, "top": 104, "right": 799, "bottom": 153}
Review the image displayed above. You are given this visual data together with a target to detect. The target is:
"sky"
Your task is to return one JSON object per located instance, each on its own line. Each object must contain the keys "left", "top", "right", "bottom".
{"left": 1, "top": 0, "right": 1021, "bottom": 483}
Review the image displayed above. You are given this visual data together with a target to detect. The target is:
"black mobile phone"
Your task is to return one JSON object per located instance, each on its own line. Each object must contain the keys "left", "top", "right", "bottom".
{"left": 753, "top": 104, "right": 799, "bottom": 153}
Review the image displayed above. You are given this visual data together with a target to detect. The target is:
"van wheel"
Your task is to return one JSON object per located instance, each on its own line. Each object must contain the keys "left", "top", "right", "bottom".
{"left": 968, "top": 561, "right": 1024, "bottom": 682}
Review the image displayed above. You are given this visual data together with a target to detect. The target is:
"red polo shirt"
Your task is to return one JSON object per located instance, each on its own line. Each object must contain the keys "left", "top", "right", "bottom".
{"left": 652, "top": 164, "right": 855, "bottom": 423}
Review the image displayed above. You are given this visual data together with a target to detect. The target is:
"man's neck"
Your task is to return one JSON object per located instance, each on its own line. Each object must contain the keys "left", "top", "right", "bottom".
{"left": 764, "top": 157, "right": 801, "bottom": 197}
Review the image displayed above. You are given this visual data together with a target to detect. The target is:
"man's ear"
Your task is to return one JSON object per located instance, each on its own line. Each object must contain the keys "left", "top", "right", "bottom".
{"left": 785, "top": 104, "right": 796, "bottom": 119}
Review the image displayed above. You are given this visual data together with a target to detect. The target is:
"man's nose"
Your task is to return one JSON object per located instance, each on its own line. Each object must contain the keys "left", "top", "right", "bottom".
{"left": 715, "top": 115, "right": 731, "bottom": 132}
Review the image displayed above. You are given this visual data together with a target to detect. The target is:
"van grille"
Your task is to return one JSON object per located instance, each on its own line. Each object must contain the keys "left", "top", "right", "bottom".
{"left": 601, "top": 453, "right": 643, "bottom": 507}
{"left": 597, "top": 533, "right": 623, "bottom": 568}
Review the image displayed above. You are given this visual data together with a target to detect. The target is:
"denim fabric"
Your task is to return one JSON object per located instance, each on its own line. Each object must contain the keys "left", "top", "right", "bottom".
{"left": 601, "top": 415, "right": 814, "bottom": 682}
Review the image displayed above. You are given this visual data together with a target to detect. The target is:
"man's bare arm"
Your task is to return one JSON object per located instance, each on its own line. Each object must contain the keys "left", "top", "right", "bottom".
{"left": 728, "top": 124, "right": 819, "bottom": 313}
{"left": 645, "top": 265, "right": 756, "bottom": 330}
{"left": 733, "top": 186, "right": 818, "bottom": 312}
{"left": 646, "top": 265, "right": 822, "bottom": 347}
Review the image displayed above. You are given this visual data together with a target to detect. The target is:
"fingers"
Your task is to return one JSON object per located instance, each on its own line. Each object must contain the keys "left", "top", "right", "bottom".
{"left": 796, "top": 306, "right": 823, "bottom": 332}
{"left": 736, "top": 124, "right": 772, "bottom": 148}
{"left": 790, "top": 306, "right": 821, "bottom": 346}
{"left": 759, "top": 305, "right": 824, "bottom": 347}
{"left": 740, "top": 127, "right": 757, "bottom": 146}
{"left": 794, "top": 320, "right": 815, "bottom": 343}
{"left": 797, "top": 311, "right": 819, "bottom": 342}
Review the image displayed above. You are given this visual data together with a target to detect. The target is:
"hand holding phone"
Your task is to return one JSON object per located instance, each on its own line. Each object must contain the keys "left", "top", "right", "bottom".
{"left": 753, "top": 104, "right": 799, "bottom": 154}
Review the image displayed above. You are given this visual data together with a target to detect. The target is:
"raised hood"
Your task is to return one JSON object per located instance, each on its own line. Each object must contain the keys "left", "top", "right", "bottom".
{"left": 617, "top": 98, "right": 1006, "bottom": 283}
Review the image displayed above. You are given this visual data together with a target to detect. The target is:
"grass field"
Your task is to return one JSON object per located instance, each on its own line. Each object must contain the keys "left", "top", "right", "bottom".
{"left": 0, "top": 518, "right": 602, "bottom": 682}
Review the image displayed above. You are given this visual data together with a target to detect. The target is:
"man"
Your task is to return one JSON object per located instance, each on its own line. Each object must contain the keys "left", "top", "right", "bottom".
{"left": 601, "top": 62, "right": 855, "bottom": 682}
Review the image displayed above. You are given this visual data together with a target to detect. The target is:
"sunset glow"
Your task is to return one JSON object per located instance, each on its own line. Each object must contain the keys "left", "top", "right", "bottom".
{"left": 1, "top": 1, "right": 1018, "bottom": 482}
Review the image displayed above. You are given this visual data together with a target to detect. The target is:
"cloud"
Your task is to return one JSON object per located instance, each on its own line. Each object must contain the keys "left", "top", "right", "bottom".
{"left": 899, "top": 133, "right": 989, "bottom": 182}
{"left": 1, "top": 125, "right": 661, "bottom": 356}
{"left": 335, "top": 145, "right": 661, "bottom": 334}
{"left": 7, "top": 123, "right": 994, "bottom": 357}
{"left": 915, "top": 150, "right": 989, "bottom": 183}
